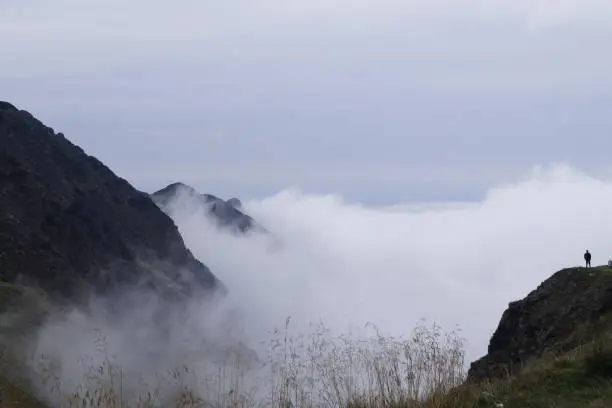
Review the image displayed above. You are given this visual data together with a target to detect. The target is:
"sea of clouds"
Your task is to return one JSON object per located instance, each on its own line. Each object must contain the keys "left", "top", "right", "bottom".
{"left": 167, "top": 163, "right": 612, "bottom": 363}
{"left": 13, "top": 163, "right": 612, "bottom": 407}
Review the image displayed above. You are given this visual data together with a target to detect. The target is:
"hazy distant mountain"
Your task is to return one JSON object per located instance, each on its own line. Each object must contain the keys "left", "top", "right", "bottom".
{"left": 151, "top": 182, "right": 266, "bottom": 235}
{"left": 0, "top": 101, "right": 224, "bottom": 301}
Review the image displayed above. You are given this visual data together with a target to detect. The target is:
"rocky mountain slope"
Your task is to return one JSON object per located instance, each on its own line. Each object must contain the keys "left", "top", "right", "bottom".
{"left": 468, "top": 265, "right": 612, "bottom": 382}
{"left": 152, "top": 182, "right": 265, "bottom": 234}
{"left": 0, "top": 102, "right": 224, "bottom": 301}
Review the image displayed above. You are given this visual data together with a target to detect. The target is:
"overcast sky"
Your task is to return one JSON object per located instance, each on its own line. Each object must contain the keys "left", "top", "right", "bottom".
{"left": 2, "top": 0, "right": 612, "bottom": 202}
{"left": 7, "top": 4, "right": 612, "bottom": 398}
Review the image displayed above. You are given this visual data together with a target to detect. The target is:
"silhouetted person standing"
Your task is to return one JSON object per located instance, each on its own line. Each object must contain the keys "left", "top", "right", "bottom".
{"left": 584, "top": 250, "right": 592, "bottom": 268}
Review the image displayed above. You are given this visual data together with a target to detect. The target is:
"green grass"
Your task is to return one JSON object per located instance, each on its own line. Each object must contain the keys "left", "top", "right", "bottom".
{"left": 420, "top": 333, "right": 612, "bottom": 408}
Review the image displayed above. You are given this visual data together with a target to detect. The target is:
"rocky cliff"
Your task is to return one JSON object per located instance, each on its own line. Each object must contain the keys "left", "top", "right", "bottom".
{"left": 0, "top": 102, "right": 224, "bottom": 301}
{"left": 152, "top": 182, "right": 265, "bottom": 234}
{"left": 468, "top": 266, "right": 612, "bottom": 382}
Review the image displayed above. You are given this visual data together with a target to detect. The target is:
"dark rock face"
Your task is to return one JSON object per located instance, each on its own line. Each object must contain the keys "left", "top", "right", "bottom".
{"left": 0, "top": 102, "right": 224, "bottom": 301}
{"left": 468, "top": 266, "right": 612, "bottom": 382}
{"left": 151, "top": 182, "right": 264, "bottom": 234}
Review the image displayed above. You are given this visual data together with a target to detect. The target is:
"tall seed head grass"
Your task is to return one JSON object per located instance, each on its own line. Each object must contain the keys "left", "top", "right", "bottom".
{"left": 7, "top": 318, "right": 466, "bottom": 408}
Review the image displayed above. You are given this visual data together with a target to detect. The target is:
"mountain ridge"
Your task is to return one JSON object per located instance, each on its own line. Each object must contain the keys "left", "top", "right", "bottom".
{"left": 0, "top": 101, "right": 224, "bottom": 301}
{"left": 151, "top": 181, "right": 265, "bottom": 234}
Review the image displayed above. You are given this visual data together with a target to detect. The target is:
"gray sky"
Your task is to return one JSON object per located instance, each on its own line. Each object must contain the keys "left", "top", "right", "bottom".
{"left": 7, "top": 3, "right": 612, "bottom": 396}
{"left": 3, "top": 0, "right": 612, "bottom": 203}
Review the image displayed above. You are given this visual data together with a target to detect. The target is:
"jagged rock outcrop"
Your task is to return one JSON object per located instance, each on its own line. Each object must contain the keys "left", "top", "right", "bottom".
{"left": 468, "top": 266, "right": 612, "bottom": 382}
{"left": 151, "top": 182, "right": 265, "bottom": 234}
{"left": 0, "top": 102, "right": 224, "bottom": 301}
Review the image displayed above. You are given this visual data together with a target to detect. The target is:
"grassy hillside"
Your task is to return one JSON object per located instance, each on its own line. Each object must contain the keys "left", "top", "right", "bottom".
{"left": 419, "top": 335, "right": 612, "bottom": 408}
{"left": 422, "top": 266, "right": 612, "bottom": 408}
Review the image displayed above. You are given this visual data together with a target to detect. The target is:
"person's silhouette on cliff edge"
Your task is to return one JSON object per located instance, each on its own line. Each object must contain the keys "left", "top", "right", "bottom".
{"left": 584, "top": 250, "right": 592, "bottom": 268}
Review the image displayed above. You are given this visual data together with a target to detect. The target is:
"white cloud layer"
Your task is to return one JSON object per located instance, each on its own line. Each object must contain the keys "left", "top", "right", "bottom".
{"left": 165, "top": 163, "right": 612, "bottom": 364}
{"left": 9, "top": 163, "right": 612, "bottom": 407}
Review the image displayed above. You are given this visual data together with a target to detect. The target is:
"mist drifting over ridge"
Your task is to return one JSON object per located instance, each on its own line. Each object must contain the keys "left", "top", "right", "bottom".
{"left": 158, "top": 163, "right": 612, "bottom": 364}
{"left": 8, "top": 162, "right": 612, "bottom": 407}
{"left": 2, "top": 0, "right": 612, "bottom": 404}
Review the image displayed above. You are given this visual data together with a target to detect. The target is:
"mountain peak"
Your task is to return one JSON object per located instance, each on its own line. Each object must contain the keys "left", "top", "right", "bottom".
{"left": 155, "top": 182, "right": 197, "bottom": 195}
{"left": 151, "top": 183, "right": 263, "bottom": 234}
